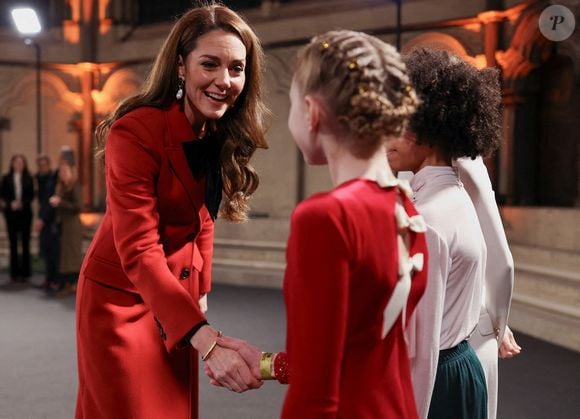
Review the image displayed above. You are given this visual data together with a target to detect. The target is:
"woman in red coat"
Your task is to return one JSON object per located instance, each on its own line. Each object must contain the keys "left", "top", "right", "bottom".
{"left": 211, "top": 30, "right": 429, "bottom": 418}
{"left": 75, "top": 5, "right": 268, "bottom": 418}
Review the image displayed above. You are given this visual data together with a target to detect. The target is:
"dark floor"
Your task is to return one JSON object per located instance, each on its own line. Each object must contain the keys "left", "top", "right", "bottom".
{"left": 0, "top": 275, "right": 579, "bottom": 418}
{"left": 497, "top": 332, "right": 580, "bottom": 419}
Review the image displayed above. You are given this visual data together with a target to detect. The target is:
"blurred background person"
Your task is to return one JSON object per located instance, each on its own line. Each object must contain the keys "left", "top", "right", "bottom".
{"left": 34, "top": 154, "right": 59, "bottom": 290}
{"left": 59, "top": 145, "right": 75, "bottom": 168}
{"left": 1, "top": 154, "right": 34, "bottom": 283}
{"left": 49, "top": 159, "right": 82, "bottom": 294}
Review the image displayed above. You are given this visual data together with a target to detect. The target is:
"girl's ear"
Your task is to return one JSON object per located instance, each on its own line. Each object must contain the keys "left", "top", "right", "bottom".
{"left": 304, "top": 94, "right": 323, "bottom": 134}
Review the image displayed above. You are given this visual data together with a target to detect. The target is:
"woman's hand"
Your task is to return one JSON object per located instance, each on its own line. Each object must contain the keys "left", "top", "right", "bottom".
{"left": 499, "top": 326, "right": 522, "bottom": 359}
{"left": 203, "top": 335, "right": 263, "bottom": 389}
{"left": 191, "top": 326, "right": 262, "bottom": 392}
{"left": 49, "top": 195, "right": 61, "bottom": 207}
{"left": 10, "top": 200, "right": 22, "bottom": 211}
{"left": 216, "top": 335, "right": 261, "bottom": 379}
{"left": 204, "top": 345, "right": 263, "bottom": 392}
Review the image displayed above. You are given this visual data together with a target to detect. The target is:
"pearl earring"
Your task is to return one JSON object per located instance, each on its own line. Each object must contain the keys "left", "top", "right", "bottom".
{"left": 176, "top": 77, "right": 185, "bottom": 100}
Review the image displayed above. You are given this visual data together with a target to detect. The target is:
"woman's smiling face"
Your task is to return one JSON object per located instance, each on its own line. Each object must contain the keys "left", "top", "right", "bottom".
{"left": 178, "top": 29, "right": 247, "bottom": 129}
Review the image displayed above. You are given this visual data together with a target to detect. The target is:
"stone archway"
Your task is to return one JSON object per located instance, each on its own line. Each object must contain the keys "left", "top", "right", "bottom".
{"left": 94, "top": 67, "right": 143, "bottom": 116}
{"left": 0, "top": 71, "right": 81, "bottom": 117}
{"left": 401, "top": 32, "right": 480, "bottom": 66}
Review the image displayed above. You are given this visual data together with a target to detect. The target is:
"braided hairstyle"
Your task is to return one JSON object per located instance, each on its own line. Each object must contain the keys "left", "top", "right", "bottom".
{"left": 293, "top": 30, "right": 419, "bottom": 158}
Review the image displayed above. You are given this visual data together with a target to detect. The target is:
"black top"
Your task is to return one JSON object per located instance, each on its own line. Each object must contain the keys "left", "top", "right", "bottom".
{"left": 36, "top": 170, "right": 58, "bottom": 223}
{"left": 1, "top": 172, "right": 34, "bottom": 214}
{"left": 182, "top": 133, "right": 223, "bottom": 221}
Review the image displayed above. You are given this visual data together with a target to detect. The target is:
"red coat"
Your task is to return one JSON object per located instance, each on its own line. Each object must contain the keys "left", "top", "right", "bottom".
{"left": 76, "top": 103, "right": 213, "bottom": 419}
{"left": 281, "top": 179, "right": 428, "bottom": 418}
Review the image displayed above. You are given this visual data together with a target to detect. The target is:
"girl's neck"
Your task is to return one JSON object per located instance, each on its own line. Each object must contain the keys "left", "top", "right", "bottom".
{"left": 414, "top": 147, "right": 451, "bottom": 174}
{"left": 325, "top": 140, "right": 395, "bottom": 187}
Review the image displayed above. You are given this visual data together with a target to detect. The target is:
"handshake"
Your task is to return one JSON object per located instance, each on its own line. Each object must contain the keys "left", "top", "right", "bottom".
{"left": 190, "top": 325, "right": 287, "bottom": 393}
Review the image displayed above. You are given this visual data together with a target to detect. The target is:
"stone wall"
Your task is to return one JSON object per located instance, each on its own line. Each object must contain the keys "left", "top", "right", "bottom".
{"left": 502, "top": 207, "right": 580, "bottom": 352}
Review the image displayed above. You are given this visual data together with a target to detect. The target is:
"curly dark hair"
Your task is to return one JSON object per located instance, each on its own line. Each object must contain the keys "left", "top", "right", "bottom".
{"left": 404, "top": 48, "right": 502, "bottom": 159}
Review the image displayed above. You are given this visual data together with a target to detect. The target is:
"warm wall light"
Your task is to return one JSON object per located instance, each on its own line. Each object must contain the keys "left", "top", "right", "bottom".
{"left": 80, "top": 213, "right": 103, "bottom": 229}
{"left": 11, "top": 8, "right": 42, "bottom": 34}
{"left": 12, "top": 7, "right": 43, "bottom": 154}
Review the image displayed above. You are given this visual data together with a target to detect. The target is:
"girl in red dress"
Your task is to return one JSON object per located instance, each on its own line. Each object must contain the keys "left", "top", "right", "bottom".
{"left": 212, "top": 30, "right": 429, "bottom": 418}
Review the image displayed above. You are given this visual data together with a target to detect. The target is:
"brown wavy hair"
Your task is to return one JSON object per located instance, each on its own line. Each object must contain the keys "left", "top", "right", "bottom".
{"left": 95, "top": 2, "right": 269, "bottom": 222}
{"left": 56, "top": 161, "right": 79, "bottom": 195}
{"left": 9, "top": 154, "right": 30, "bottom": 176}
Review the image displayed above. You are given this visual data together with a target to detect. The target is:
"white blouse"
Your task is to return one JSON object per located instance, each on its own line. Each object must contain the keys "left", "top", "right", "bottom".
{"left": 455, "top": 157, "right": 514, "bottom": 343}
{"left": 455, "top": 157, "right": 514, "bottom": 419}
{"left": 406, "top": 166, "right": 487, "bottom": 419}
{"left": 13, "top": 172, "right": 22, "bottom": 202}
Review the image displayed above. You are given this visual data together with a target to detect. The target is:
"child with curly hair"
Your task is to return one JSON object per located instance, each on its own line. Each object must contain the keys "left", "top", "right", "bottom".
{"left": 386, "top": 47, "right": 513, "bottom": 419}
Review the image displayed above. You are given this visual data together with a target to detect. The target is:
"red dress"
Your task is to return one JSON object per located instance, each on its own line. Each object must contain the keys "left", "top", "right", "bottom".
{"left": 281, "top": 179, "right": 428, "bottom": 419}
{"left": 75, "top": 103, "right": 212, "bottom": 419}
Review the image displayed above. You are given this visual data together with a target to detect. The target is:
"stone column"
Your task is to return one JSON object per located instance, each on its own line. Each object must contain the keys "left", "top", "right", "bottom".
{"left": 79, "top": 63, "right": 96, "bottom": 210}
{"left": 478, "top": 10, "right": 504, "bottom": 193}
{"left": 0, "top": 117, "right": 10, "bottom": 175}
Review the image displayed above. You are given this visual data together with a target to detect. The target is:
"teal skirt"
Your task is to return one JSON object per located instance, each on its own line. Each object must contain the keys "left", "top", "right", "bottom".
{"left": 427, "top": 340, "right": 487, "bottom": 419}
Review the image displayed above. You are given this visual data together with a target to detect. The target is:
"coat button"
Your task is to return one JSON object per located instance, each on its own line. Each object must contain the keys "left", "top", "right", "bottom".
{"left": 180, "top": 268, "right": 190, "bottom": 279}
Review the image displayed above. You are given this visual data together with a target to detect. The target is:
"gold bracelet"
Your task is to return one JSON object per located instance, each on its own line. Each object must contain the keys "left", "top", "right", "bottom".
{"left": 260, "top": 352, "right": 275, "bottom": 380}
{"left": 202, "top": 341, "right": 217, "bottom": 361}
{"left": 201, "top": 330, "right": 223, "bottom": 362}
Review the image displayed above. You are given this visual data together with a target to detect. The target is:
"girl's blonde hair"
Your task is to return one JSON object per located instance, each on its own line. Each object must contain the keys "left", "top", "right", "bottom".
{"left": 294, "top": 30, "right": 418, "bottom": 158}
{"left": 95, "top": 3, "right": 268, "bottom": 222}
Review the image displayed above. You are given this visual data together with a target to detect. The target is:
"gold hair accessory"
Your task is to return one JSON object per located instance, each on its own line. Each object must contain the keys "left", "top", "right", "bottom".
{"left": 260, "top": 352, "right": 275, "bottom": 380}
{"left": 405, "top": 84, "right": 412, "bottom": 93}
{"left": 348, "top": 59, "right": 358, "bottom": 70}
{"left": 320, "top": 40, "right": 330, "bottom": 50}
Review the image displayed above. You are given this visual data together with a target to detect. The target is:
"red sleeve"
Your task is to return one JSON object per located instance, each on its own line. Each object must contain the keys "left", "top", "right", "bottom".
{"left": 106, "top": 115, "right": 205, "bottom": 351}
{"left": 196, "top": 211, "right": 214, "bottom": 294}
{"left": 400, "top": 192, "right": 429, "bottom": 322}
{"left": 281, "top": 197, "right": 350, "bottom": 419}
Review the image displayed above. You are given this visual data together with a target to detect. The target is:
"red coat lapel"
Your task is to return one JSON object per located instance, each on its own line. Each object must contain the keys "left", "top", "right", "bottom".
{"left": 163, "top": 102, "right": 200, "bottom": 209}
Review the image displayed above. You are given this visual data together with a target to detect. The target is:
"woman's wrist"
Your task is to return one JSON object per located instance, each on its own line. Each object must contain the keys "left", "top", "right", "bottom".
{"left": 201, "top": 330, "right": 222, "bottom": 361}
{"left": 189, "top": 325, "right": 218, "bottom": 354}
